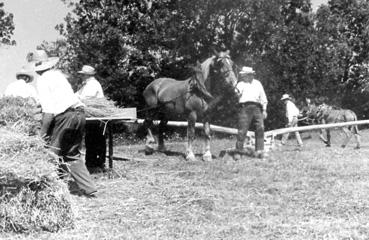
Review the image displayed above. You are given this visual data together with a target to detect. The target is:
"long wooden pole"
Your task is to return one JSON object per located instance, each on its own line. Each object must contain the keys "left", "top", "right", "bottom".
{"left": 116, "top": 118, "right": 369, "bottom": 138}
{"left": 131, "top": 119, "right": 241, "bottom": 135}
{"left": 267, "top": 119, "right": 369, "bottom": 136}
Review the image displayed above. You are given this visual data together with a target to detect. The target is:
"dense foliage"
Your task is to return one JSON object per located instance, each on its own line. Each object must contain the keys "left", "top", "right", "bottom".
{"left": 54, "top": 0, "right": 369, "bottom": 129}
{"left": 0, "top": 2, "right": 15, "bottom": 46}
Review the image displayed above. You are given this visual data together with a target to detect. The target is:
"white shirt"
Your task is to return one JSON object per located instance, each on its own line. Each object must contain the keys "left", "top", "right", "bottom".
{"left": 77, "top": 77, "right": 104, "bottom": 99}
{"left": 4, "top": 80, "right": 38, "bottom": 100}
{"left": 236, "top": 79, "right": 268, "bottom": 110}
{"left": 285, "top": 100, "right": 300, "bottom": 122}
{"left": 37, "top": 70, "right": 83, "bottom": 115}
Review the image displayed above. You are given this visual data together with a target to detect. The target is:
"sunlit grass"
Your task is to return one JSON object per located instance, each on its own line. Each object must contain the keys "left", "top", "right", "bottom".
{"left": 2, "top": 130, "right": 369, "bottom": 239}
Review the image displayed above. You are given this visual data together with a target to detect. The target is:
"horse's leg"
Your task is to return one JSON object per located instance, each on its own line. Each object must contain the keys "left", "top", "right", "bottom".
{"left": 143, "top": 118, "right": 156, "bottom": 154}
{"left": 319, "top": 119, "right": 329, "bottom": 146}
{"left": 157, "top": 113, "right": 168, "bottom": 152}
{"left": 341, "top": 127, "right": 352, "bottom": 148}
{"left": 353, "top": 125, "right": 361, "bottom": 149}
{"left": 326, "top": 129, "right": 331, "bottom": 147}
{"left": 319, "top": 129, "right": 328, "bottom": 145}
{"left": 186, "top": 111, "right": 197, "bottom": 161}
{"left": 202, "top": 121, "right": 212, "bottom": 162}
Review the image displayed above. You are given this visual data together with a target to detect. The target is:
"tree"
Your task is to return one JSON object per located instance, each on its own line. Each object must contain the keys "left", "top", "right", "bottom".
{"left": 57, "top": 0, "right": 321, "bottom": 129}
{"left": 313, "top": 0, "right": 369, "bottom": 118}
{"left": 0, "top": 2, "right": 15, "bottom": 46}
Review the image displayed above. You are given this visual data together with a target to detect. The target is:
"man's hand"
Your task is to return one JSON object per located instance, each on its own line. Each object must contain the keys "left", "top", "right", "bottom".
{"left": 263, "top": 110, "right": 268, "bottom": 119}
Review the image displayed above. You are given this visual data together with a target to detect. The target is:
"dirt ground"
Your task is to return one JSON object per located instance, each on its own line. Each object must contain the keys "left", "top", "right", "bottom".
{"left": 2, "top": 129, "right": 369, "bottom": 240}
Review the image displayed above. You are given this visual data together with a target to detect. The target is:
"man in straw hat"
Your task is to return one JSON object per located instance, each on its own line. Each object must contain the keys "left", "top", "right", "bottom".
{"left": 77, "top": 65, "right": 104, "bottom": 99}
{"left": 280, "top": 93, "right": 303, "bottom": 147}
{"left": 29, "top": 49, "right": 97, "bottom": 197}
{"left": 4, "top": 65, "right": 38, "bottom": 101}
{"left": 77, "top": 65, "right": 106, "bottom": 172}
{"left": 234, "top": 66, "right": 268, "bottom": 159}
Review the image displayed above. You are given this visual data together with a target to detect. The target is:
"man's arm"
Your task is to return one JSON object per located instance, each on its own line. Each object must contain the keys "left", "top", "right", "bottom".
{"left": 259, "top": 82, "right": 268, "bottom": 119}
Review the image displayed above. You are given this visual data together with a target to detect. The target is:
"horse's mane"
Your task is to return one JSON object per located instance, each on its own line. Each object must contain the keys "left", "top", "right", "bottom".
{"left": 201, "top": 56, "right": 216, "bottom": 81}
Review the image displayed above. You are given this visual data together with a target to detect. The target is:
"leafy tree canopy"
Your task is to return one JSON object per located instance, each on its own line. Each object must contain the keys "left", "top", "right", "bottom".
{"left": 0, "top": 2, "right": 15, "bottom": 46}
{"left": 54, "top": 0, "right": 369, "bottom": 128}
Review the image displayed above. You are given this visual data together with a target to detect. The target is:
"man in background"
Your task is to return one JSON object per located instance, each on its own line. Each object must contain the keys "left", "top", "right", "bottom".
{"left": 280, "top": 94, "right": 303, "bottom": 148}
{"left": 4, "top": 65, "right": 38, "bottom": 102}
{"left": 77, "top": 65, "right": 106, "bottom": 172}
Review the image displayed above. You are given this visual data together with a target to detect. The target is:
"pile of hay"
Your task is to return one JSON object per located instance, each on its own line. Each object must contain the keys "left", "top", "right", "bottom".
{"left": 82, "top": 97, "right": 122, "bottom": 117}
{"left": 0, "top": 97, "right": 74, "bottom": 233}
{"left": 0, "top": 96, "right": 41, "bottom": 135}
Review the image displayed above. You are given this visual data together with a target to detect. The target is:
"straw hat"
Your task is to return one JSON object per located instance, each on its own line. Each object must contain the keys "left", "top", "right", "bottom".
{"left": 16, "top": 65, "right": 35, "bottom": 82}
{"left": 27, "top": 50, "right": 59, "bottom": 72}
{"left": 281, "top": 94, "right": 291, "bottom": 101}
{"left": 78, "top": 65, "right": 96, "bottom": 75}
{"left": 239, "top": 66, "right": 255, "bottom": 75}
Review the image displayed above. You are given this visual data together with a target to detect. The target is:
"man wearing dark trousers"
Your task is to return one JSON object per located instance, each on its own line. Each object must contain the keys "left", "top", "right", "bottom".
{"left": 30, "top": 50, "right": 97, "bottom": 197}
{"left": 234, "top": 66, "right": 268, "bottom": 159}
{"left": 76, "top": 65, "right": 106, "bottom": 172}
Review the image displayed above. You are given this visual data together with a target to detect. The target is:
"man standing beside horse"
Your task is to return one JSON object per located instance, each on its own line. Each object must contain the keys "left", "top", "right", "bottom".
{"left": 234, "top": 66, "right": 268, "bottom": 159}
{"left": 280, "top": 93, "right": 303, "bottom": 148}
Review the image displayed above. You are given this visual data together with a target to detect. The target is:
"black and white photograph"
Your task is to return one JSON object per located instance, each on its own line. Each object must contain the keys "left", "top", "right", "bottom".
{"left": 2, "top": 0, "right": 369, "bottom": 239}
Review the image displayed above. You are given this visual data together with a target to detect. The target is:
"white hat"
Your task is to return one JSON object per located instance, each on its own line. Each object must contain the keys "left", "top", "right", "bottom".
{"left": 78, "top": 65, "right": 96, "bottom": 75}
{"left": 27, "top": 50, "right": 59, "bottom": 71}
{"left": 281, "top": 94, "right": 291, "bottom": 101}
{"left": 16, "top": 65, "right": 35, "bottom": 82}
{"left": 239, "top": 66, "right": 255, "bottom": 74}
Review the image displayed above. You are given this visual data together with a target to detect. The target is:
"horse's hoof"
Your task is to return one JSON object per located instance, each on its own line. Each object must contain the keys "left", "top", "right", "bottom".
{"left": 202, "top": 155, "right": 212, "bottom": 162}
{"left": 354, "top": 146, "right": 360, "bottom": 150}
{"left": 186, "top": 153, "right": 196, "bottom": 161}
{"left": 341, "top": 145, "right": 346, "bottom": 148}
{"left": 233, "top": 153, "right": 241, "bottom": 161}
{"left": 325, "top": 144, "right": 331, "bottom": 147}
{"left": 145, "top": 146, "right": 154, "bottom": 155}
{"left": 157, "top": 146, "right": 167, "bottom": 152}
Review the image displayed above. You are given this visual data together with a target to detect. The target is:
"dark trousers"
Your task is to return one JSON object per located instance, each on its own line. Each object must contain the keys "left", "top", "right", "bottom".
{"left": 236, "top": 103, "right": 265, "bottom": 151}
{"left": 85, "top": 123, "right": 106, "bottom": 169}
{"left": 50, "top": 108, "right": 97, "bottom": 194}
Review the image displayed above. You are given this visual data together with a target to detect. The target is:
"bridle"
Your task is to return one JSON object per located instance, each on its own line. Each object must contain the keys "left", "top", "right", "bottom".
{"left": 216, "top": 55, "right": 238, "bottom": 87}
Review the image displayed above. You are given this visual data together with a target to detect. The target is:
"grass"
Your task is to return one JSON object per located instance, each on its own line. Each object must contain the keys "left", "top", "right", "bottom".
{"left": 2, "top": 130, "right": 369, "bottom": 239}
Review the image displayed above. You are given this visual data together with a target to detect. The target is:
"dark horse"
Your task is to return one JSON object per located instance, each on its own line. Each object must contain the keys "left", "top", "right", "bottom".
{"left": 306, "top": 98, "right": 360, "bottom": 149}
{"left": 142, "top": 50, "right": 237, "bottom": 161}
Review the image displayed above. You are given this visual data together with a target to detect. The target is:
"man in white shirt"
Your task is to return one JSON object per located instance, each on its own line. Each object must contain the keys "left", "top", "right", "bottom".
{"left": 77, "top": 65, "right": 107, "bottom": 172}
{"left": 235, "top": 66, "right": 268, "bottom": 159}
{"left": 30, "top": 50, "right": 97, "bottom": 197}
{"left": 77, "top": 65, "right": 104, "bottom": 99}
{"left": 4, "top": 66, "right": 38, "bottom": 101}
{"left": 280, "top": 94, "right": 303, "bottom": 147}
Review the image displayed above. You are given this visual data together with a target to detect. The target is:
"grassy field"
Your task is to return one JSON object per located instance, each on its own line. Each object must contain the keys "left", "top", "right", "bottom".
{"left": 2, "top": 130, "right": 369, "bottom": 240}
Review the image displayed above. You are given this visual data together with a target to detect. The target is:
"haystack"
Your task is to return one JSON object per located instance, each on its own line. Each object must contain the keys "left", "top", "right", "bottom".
{"left": 82, "top": 97, "right": 122, "bottom": 117}
{"left": 0, "top": 96, "right": 41, "bottom": 135}
{"left": 0, "top": 97, "right": 74, "bottom": 233}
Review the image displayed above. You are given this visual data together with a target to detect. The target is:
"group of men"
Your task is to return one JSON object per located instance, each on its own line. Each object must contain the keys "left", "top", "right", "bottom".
{"left": 3, "top": 49, "right": 304, "bottom": 196}
{"left": 4, "top": 50, "right": 105, "bottom": 197}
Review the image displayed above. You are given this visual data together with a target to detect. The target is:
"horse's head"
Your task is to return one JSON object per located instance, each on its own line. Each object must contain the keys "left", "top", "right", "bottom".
{"left": 316, "top": 103, "right": 330, "bottom": 118}
{"left": 305, "top": 98, "right": 320, "bottom": 121}
{"left": 212, "top": 50, "right": 238, "bottom": 87}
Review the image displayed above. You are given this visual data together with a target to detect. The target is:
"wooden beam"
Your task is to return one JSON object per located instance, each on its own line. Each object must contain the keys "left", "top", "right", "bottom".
{"left": 132, "top": 119, "right": 252, "bottom": 137}
{"left": 267, "top": 119, "right": 369, "bottom": 136}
